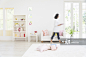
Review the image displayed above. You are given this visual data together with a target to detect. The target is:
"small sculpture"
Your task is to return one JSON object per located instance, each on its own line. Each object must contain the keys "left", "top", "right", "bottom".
{"left": 18, "top": 28, "right": 21, "bottom": 32}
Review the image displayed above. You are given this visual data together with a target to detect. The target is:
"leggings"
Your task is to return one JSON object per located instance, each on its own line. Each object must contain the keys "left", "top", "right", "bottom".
{"left": 51, "top": 32, "right": 60, "bottom": 40}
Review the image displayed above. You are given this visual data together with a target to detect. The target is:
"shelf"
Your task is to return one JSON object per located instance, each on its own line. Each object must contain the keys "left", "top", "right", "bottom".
{"left": 30, "top": 34, "right": 37, "bottom": 36}
{"left": 30, "top": 35, "right": 37, "bottom": 36}
{"left": 14, "top": 26, "right": 25, "bottom": 27}
{"left": 14, "top": 37, "right": 26, "bottom": 38}
{"left": 14, "top": 31, "right": 26, "bottom": 32}
{"left": 13, "top": 15, "right": 26, "bottom": 41}
{"left": 13, "top": 20, "right": 26, "bottom": 22}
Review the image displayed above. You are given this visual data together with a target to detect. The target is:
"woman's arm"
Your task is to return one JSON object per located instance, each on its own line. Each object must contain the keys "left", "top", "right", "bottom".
{"left": 55, "top": 24, "right": 61, "bottom": 26}
{"left": 55, "top": 23, "right": 62, "bottom": 26}
{"left": 54, "top": 20, "right": 63, "bottom": 26}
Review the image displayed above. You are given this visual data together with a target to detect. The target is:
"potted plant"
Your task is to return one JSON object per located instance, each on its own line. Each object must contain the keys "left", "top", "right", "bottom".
{"left": 68, "top": 29, "right": 75, "bottom": 37}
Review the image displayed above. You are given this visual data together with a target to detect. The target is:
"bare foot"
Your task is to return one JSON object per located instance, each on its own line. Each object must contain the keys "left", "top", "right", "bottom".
{"left": 50, "top": 40, "right": 53, "bottom": 43}
{"left": 59, "top": 40, "right": 62, "bottom": 43}
{"left": 50, "top": 42, "right": 53, "bottom": 43}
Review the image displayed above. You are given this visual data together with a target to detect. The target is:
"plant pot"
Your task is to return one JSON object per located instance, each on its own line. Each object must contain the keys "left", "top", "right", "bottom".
{"left": 70, "top": 34, "right": 73, "bottom": 38}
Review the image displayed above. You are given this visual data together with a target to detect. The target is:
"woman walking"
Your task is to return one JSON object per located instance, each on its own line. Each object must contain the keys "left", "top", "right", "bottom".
{"left": 51, "top": 13, "right": 63, "bottom": 43}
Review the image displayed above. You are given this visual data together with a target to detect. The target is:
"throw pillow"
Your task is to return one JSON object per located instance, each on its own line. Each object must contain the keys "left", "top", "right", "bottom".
{"left": 59, "top": 30, "right": 64, "bottom": 36}
{"left": 42, "top": 30, "right": 49, "bottom": 36}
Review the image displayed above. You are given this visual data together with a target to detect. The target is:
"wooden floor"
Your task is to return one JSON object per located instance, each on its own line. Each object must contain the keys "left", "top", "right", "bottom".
{"left": 0, "top": 41, "right": 37, "bottom": 57}
{"left": 0, "top": 41, "right": 59, "bottom": 57}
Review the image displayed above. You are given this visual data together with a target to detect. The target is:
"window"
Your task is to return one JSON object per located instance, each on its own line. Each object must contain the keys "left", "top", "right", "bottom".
{"left": 5, "top": 8, "right": 14, "bottom": 30}
{"left": 5, "top": 8, "right": 14, "bottom": 36}
{"left": 65, "top": 2, "right": 80, "bottom": 38}
{"left": 0, "top": 8, "right": 3, "bottom": 30}
{"left": 82, "top": 3, "right": 86, "bottom": 38}
{"left": 73, "top": 3, "right": 79, "bottom": 38}
{"left": 65, "top": 2, "right": 86, "bottom": 38}
{"left": 0, "top": 8, "right": 3, "bottom": 36}
{"left": 65, "top": 3, "right": 71, "bottom": 37}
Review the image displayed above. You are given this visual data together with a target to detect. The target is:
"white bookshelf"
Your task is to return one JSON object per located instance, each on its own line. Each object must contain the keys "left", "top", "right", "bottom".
{"left": 13, "top": 15, "right": 27, "bottom": 41}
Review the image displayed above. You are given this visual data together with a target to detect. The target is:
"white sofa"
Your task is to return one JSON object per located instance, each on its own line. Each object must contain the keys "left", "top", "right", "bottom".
{"left": 41, "top": 31, "right": 64, "bottom": 42}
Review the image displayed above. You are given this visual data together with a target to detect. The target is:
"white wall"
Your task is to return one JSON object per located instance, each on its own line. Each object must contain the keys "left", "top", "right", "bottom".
{"left": 0, "top": 0, "right": 64, "bottom": 41}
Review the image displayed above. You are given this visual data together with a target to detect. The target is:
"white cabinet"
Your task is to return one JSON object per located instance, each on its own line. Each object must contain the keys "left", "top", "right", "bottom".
{"left": 13, "top": 15, "right": 27, "bottom": 41}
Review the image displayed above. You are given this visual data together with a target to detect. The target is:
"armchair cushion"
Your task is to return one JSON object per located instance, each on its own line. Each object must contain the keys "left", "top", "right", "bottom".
{"left": 42, "top": 30, "right": 49, "bottom": 36}
{"left": 59, "top": 30, "right": 64, "bottom": 36}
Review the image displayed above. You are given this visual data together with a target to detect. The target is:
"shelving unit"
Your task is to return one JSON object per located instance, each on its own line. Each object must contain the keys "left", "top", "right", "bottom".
{"left": 13, "top": 15, "right": 27, "bottom": 41}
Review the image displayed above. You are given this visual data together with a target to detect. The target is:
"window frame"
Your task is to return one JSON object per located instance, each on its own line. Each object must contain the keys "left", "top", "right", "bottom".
{"left": 0, "top": 8, "right": 3, "bottom": 30}
{"left": 5, "top": 8, "right": 14, "bottom": 30}
{"left": 64, "top": 1, "right": 86, "bottom": 38}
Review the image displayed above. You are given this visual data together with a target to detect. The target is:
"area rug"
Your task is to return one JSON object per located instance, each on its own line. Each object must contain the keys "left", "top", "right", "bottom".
{"left": 22, "top": 44, "right": 86, "bottom": 57}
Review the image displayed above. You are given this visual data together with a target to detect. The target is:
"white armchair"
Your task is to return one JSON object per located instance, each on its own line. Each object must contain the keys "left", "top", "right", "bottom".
{"left": 41, "top": 31, "right": 64, "bottom": 43}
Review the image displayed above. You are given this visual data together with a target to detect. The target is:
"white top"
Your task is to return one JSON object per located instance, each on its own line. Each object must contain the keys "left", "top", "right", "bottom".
{"left": 53, "top": 19, "right": 60, "bottom": 32}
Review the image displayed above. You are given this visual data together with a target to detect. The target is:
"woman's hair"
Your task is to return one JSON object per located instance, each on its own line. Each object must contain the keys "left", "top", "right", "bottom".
{"left": 54, "top": 13, "right": 59, "bottom": 19}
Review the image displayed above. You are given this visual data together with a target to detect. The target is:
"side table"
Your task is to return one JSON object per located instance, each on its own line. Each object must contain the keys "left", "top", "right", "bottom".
{"left": 29, "top": 33, "right": 38, "bottom": 42}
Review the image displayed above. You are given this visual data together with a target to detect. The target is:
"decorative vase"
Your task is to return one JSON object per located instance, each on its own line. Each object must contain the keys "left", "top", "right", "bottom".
{"left": 24, "top": 33, "right": 25, "bottom": 37}
{"left": 18, "top": 28, "right": 21, "bottom": 32}
{"left": 34, "top": 31, "right": 37, "bottom": 33}
{"left": 15, "top": 18, "right": 17, "bottom": 20}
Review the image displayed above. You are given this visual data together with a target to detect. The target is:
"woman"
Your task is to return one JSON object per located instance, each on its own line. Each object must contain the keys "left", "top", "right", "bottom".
{"left": 51, "top": 13, "right": 63, "bottom": 43}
